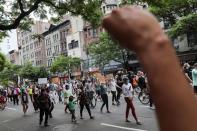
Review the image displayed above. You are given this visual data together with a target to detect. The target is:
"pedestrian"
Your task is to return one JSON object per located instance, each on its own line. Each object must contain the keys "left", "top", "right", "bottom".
{"left": 100, "top": 82, "right": 111, "bottom": 113}
{"left": 68, "top": 96, "right": 77, "bottom": 123}
{"left": 192, "top": 63, "right": 197, "bottom": 94}
{"left": 47, "top": 89, "right": 54, "bottom": 118}
{"left": 13, "top": 86, "right": 20, "bottom": 105}
{"left": 32, "top": 85, "right": 39, "bottom": 112}
{"left": 7, "top": 88, "right": 13, "bottom": 103}
{"left": 20, "top": 87, "right": 29, "bottom": 115}
{"left": 78, "top": 85, "right": 94, "bottom": 119}
{"left": 38, "top": 88, "right": 51, "bottom": 126}
{"left": 116, "top": 71, "right": 123, "bottom": 105}
{"left": 64, "top": 85, "right": 72, "bottom": 113}
{"left": 109, "top": 78, "right": 117, "bottom": 105}
{"left": 122, "top": 77, "right": 141, "bottom": 125}
{"left": 28, "top": 85, "right": 33, "bottom": 102}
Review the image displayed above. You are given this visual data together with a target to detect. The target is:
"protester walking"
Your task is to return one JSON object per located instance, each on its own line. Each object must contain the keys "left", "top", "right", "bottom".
{"left": 38, "top": 88, "right": 51, "bottom": 126}
{"left": 109, "top": 78, "right": 117, "bottom": 105}
{"left": 100, "top": 82, "right": 110, "bottom": 113}
{"left": 78, "top": 86, "right": 94, "bottom": 119}
{"left": 68, "top": 96, "right": 77, "bottom": 123}
{"left": 122, "top": 77, "right": 141, "bottom": 125}
{"left": 20, "top": 87, "right": 29, "bottom": 115}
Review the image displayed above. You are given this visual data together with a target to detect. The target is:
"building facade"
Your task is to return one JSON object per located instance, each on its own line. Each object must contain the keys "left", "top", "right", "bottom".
{"left": 43, "top": 20, "right": 71, "bottom": 67}
{"left": 17, "top": 21, "right": 50, "bottom": 66}
{"left": 8, "top": 50, "right": 20, "bottom": 65}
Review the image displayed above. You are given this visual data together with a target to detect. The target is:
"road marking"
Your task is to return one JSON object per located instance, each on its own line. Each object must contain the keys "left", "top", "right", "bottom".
{"left": 2, "top": 120, "right": 10, "bottom": 123}
{"left": 101, "top": 123, "right": 147, "bottom": 131}
{"left": 140, "top": 105, "right": 149, "bottom": 108}
{"left": 5, "top": 107, "right": 17, "bottom": 111}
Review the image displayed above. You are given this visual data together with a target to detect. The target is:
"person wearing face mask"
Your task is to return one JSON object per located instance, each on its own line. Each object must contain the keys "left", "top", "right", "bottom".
{"left": 122, "top": 77, "right": 141, "bottom": 125}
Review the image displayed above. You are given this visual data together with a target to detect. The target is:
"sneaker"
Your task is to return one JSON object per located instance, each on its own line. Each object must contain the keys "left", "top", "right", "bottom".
{"left": 125, "top": 120, "right": 131, "bottom": 122}
{"left": 112, "top": 103, "right": 115, "bottom": 105}
{"left": 80, "top": 117, "right": 84, "bottom": 119}
{"left": 107, "top": 111, "right": 111, "bottom": 113}
{"left": 136, "top": 121, "right": 142, "bottom": 125}
{"left": 90, "top": 116, "right": 94, "bottom": 119}
{"left": 44, "top": 124, "right": 50, "bottom": 127}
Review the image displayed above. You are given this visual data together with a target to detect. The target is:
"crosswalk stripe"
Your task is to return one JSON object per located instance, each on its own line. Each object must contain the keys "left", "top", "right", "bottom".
{"left": 101, "top": 123, "right": 148, "bottom": 131}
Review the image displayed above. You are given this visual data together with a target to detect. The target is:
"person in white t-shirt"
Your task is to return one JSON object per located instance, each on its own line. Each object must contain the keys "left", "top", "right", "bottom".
{"left": 109, "top": 78, "right": 118, "bottom": 105}
{"left": 122, "top": 77, "right": 141, "bottom": 125}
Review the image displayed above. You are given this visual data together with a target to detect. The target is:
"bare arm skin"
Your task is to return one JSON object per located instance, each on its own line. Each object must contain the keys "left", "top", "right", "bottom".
{"left": 102, "top": 6, "right": 197, "bottom": 131}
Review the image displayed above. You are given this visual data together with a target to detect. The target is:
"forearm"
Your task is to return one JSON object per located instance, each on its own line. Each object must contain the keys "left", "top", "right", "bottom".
{"left": 137, "top": 34, "right": 197, "bottom": 131}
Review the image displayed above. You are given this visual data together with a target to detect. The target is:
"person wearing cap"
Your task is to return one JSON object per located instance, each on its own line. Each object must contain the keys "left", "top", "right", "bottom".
{"left": 122, "top": 77, "right": 141, "bottom": 125}
{"left": 192, "top": 63, "right": 197, "bottom": 94}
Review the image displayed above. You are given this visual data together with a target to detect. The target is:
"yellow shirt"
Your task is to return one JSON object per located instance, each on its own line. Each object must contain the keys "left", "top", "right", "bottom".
{"left": 29, "top": 88, "right": 33, "bottom": 95}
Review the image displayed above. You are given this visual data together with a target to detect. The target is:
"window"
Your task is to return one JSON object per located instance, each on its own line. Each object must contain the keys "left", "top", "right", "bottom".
{"left": 47, "top": 48, "right": 52, "bottom": 56}
{"left": 103, "top": 6, "right": 106, "bottom": 14}
{"left": 25, "top": 36, "right": 28, "bottom": 44}
{"left": 93, "top": 29, "right": 98, "bottom": 38}
{"left": 187, "top": 33, "right": 197, "bottom": 47}
{"left": 26, "top": 45, "right": 29, "bottom": 51}
{"left": 68, "top": 40, "right": 79, "bottom": 50}
{"left": 47, "top": 59, "right": 53, "bottom": 67}
{"left": 31, "top": 52, "right": 34, "bottom": 58}
{"left": 22, "top": 40, "right": 25, "bottom": 45}
{"left": 30, "top": 43, "right": 33, "bottom": 49}
{"left": 23, "top": 47, "right": 25, "bottom": 53}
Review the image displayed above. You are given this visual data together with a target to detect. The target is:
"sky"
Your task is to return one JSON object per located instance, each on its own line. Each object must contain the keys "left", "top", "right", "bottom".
{"left": 0, "top": 30, "right": 18, "bottom": 55}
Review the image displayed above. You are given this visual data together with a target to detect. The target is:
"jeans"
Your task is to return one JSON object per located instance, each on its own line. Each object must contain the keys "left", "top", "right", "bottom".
{"left": 70, "top": 110, "right": 76, "bottom": 121}
{"left": 13, "top": 95, "right": 19, "bottom": 105}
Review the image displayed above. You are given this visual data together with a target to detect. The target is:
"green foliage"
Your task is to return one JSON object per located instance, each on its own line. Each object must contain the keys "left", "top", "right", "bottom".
{"left": 169, "top": 13, "right": 197, "bottom": 38}
{"left": 0, "top": 53, "right": 6, "bottom": 72}
{"left": 0, "top": 63, "right": 22, "bottom": 86}
{"left": 0, "top": 0, "right": 103, "bottom": 41}
{"left": 50, "top": 56, "right": 81, "bottom": 74}
{"left": 89, "top": 32, "right": 130, "bottom": 68}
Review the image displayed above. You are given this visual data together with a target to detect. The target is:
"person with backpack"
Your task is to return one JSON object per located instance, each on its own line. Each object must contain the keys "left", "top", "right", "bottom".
{"left": 38, "top": 88, "right": 51, "bottom": 126}
{"left": 20, "top": 87, "right": 29, "bottom": 115}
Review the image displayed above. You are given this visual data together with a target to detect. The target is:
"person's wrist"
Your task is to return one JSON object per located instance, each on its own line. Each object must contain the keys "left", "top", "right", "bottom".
{"left": 136, "top": 32, "right": 170, "bottom": 57}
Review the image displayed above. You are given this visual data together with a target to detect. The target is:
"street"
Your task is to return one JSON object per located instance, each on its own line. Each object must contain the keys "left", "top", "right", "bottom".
{"left": 0, "top": 96, "right": 159, "bottom": 131}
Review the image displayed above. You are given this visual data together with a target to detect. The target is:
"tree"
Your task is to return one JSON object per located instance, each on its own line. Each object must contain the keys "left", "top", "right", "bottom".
{"left": 89, "top": 32, "right": 133, "bottom": 69}
{"left": 0, "top": 63, "right": 22, "bottom": 86}
{"left": 36, "top": 66, "right": 49, "bottom": 78}
{"left": 19, "top": 63, "right": 38, "bottom": 81}
{"left": 50, "top": 55, "right": 81, "bottom": 74}
{"left": 0, "top": 53, "right": 6, "bottom": 72}
{"left": 0, "top": 0, "right": 103, "bottom": 40}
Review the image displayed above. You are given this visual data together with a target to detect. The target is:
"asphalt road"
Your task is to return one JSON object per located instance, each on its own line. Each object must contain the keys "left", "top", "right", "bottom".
{"left": 0, "top": 95, "right": 159, "bottom": 131}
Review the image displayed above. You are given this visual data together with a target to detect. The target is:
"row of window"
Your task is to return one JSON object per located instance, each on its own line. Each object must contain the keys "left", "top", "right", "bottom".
{"left": 46, "top": 45, "right": 60, "bottom": 56}
{"left": 22, "top": 41, "right": 41, "bottom": 53}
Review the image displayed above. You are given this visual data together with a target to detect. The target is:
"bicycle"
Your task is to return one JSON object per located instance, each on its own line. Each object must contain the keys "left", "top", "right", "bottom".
{"left": 138, "top": 88, "right": 150, "bottom": 105}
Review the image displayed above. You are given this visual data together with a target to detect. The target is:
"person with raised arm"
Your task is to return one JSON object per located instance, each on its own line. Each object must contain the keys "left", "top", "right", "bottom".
{"left": 102, "top": 6, "right": 197, "bottom": 131}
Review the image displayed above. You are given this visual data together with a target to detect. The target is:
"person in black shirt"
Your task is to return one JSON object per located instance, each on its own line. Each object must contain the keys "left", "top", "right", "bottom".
{"left": 78, "top": 85, "right": 94, "bottom": 119}
{"left": 38, "top": 88, "right": 51, "bottom": 126}
{"left": 116, "top": 72, "right": 123, "bottom": 105}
